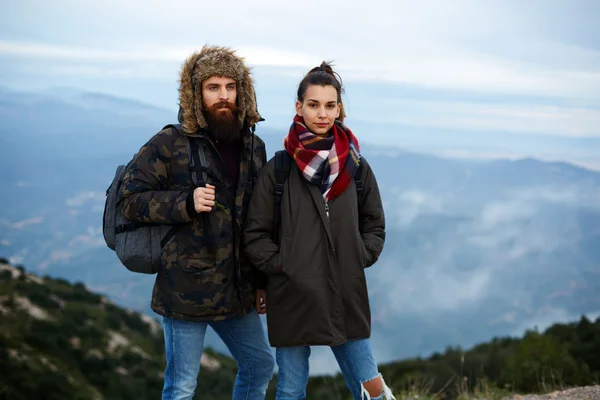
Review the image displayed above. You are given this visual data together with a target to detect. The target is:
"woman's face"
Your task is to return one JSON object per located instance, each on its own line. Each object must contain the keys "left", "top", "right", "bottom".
{"left": 296, "top": 85, "right": 340, "bottom": 136}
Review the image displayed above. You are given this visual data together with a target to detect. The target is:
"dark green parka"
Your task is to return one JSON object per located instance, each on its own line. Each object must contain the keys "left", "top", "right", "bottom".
{"left": 243, "top": 156, "right": 385, "bottom": 346}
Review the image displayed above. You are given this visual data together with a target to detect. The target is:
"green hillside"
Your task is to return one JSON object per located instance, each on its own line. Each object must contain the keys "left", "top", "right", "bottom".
{"left": 0, "top": 261, "right": 238, "bottom": 400}
{"left": 2, "top": 259, "right": 599, "bottom": 400}
{"left": 293, "top": 316, "right": 600, "bottom": 399}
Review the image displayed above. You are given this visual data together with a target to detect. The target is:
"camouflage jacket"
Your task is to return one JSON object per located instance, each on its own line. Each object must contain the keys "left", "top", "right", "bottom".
{"left": 118, "top": 125, "right": 267, "bottom": 321}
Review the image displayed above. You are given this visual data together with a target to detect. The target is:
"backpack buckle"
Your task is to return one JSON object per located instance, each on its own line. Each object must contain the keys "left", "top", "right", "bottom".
{"left": 275, "top": 183, "right": 284, "bottom": 196}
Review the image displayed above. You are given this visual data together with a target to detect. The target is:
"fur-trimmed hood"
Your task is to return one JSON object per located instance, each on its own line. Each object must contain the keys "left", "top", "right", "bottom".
{"left": 178, "top": 45, "right": 262, "bottom": 135}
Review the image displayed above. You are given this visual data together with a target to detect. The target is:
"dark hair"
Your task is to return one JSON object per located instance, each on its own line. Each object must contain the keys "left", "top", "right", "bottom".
{"left": 297, "top": 61, "right": 346, "bottom": 121}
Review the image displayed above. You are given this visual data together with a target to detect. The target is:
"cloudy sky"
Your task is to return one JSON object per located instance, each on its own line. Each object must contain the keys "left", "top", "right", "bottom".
{"left": 1, "top": 0, "right": 599, "bottom": 168}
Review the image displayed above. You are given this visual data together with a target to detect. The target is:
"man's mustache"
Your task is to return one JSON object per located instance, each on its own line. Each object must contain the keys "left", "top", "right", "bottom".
{"left": 209, "top": 101, "right": 239, "bottom": 112}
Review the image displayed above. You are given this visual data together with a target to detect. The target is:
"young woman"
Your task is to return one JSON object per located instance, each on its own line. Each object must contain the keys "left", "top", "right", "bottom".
{"left": 243, "top": 62, "right": 395, "bottom": 400}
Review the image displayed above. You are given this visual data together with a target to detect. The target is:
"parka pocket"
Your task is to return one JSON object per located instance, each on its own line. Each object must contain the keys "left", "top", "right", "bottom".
{"left": 277, "top": 237, "right": 289, "bottom": 276}
{"left": 360, "top": 242, "right": 370, "bottom": 268}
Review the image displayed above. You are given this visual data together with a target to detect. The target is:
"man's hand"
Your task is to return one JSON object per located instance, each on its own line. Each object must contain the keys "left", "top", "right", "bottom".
{"left": 193, "top": 184, "right": 215, "bottom": 213}
{"left": 256, "top": 289, "right": 266, "bottom": 314}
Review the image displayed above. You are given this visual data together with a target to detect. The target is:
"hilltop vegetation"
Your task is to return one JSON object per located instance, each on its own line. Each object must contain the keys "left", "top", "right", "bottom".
{"left": 1, "top": 260, "right": 599, "bottom": 399}
{"left": 0, "top": 261, "right": 238, "bottom": 400}
{"left": 293, "top": 316, "right": 600, "bottom": 399}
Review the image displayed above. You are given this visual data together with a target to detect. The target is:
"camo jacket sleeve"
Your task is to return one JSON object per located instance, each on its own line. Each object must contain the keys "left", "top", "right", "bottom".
{"left": 118, "top": 131, "right": 193, "bottom": 224}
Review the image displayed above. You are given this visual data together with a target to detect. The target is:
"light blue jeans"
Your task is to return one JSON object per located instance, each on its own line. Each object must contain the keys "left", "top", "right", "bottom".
{"left": 275, "top": 338, "right": 395, "bottom": 400}
{"left": 161, "top": 310, "right": 275, "bottom": 400}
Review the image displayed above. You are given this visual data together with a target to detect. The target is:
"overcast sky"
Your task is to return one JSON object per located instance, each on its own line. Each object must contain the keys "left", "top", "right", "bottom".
{"left": 1, "top": 0, "right": 599, "bottom": 168}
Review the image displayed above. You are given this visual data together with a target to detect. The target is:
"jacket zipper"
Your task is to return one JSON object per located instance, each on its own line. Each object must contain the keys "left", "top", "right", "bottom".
{"left": 197, "top": 134, "right": 246, "bottom": 314}
{"left": 324, "top": 201, "right": 346, "bottom": 339}
{"left": 324, "top": 203, "right": 335, "bottom": 254}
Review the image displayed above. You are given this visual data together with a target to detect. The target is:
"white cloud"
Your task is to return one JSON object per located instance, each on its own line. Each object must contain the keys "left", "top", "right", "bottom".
{"left": 66, "top": 191, "right": 105, "bottom": 207}
{"left": 479, "top": 201, "right": 535, "bottom": 229}
{"left": 389, "top": 264, "right": 493, "bottom": 313}
{"left": 4, "top": 37, "right": 600, "bottom": 101}
{"left": 3, "top": 0, "right": 600, "bottom": 99}
{"left": 12, "top": 217, "right": 44, "bottom": 229}
{"left": 372, "top": 183, "right": 599, "bottom": 318}
{"left": 342, "top": 45, "right": 600, "bottom": 99}
{"left": 468, "top": 186, "right": 587, "bottom": 258}
{"left": 355, "top": 100, "right": 600, "bottom": 138}
{"left": 391, "top": 189, "right": 446, "bottom": 226}
{"left": 0, "top": 40, "right": 321, "bottom": 69}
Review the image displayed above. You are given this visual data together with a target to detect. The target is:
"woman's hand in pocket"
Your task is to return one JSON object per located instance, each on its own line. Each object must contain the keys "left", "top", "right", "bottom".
{"left": 256, "top": 289, "right": 267, "bottom": 314}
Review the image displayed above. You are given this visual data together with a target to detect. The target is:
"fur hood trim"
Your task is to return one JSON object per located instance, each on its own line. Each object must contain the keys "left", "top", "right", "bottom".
{"left": 178, "top": 45, "right": 261, "bottom": 134}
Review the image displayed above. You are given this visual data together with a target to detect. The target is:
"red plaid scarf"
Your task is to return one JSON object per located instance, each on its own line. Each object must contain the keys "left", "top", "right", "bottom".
{"left": 283, "top": 115, "right": 361, "bottom": 201}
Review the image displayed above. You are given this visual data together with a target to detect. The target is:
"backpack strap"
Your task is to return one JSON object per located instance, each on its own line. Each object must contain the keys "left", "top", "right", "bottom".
{"left": 271, "top": 153, "right": 365, "bottom": 241}
{"left": 163, "top": 124, "right": 207, "bottom": 188}
{"left": 272, "top": 150, "right": 292, "bottom": 244}
{"left": 354, "top": 158, "right": 364, "bottom": 231}
{"left": 158, "top": 124, "right": 208, "bottom": 248}
{"left": 185, "top": 136, "right": 208, "bottom": 188}
{"left": 354, "top": 159, "right": 364, "bottom": 197}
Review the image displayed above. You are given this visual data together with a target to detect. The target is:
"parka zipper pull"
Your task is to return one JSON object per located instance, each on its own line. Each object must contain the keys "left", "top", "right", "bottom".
{"left": 324, "top": 202, "right": 335, "bottom": 254}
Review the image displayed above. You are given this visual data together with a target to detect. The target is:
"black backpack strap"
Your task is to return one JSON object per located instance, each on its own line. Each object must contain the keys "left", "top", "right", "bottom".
{"left": 116, "top": 221, "right": 156, "bottom": 234}
{"left": 270, "top": 152, "right": 362, "bottom": 242}
{"left": 163, "top": 124, "right": 207, "bottom": 188}
{"left": 354, "top": 158, "right": 364, "bottom": 198}
{"left": 185, "top": 136, "right": 208, "bottom": 188}
{"left": 272, "top": 150, "right": 292, "bottom": 244}
{"left": 354, "top": 158, "right": 365, "bottom": 232}
{"left": 158, "top": 124, "right": 208, "bottom": 247}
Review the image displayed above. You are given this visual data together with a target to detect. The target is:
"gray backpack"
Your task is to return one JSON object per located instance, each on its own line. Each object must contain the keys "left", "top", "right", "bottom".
{"left": 102, "top": 124, "right": 207, "bottom": 274}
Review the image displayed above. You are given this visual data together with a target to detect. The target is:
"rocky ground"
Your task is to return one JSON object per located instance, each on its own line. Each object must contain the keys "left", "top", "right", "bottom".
{"left": 503, "top": 386, "right": 600, "bottom": 400}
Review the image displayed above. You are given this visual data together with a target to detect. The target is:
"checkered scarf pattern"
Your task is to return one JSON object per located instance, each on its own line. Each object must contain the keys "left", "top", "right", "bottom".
{"left": 283, "top": 115, "right": 361, "bottom": 201}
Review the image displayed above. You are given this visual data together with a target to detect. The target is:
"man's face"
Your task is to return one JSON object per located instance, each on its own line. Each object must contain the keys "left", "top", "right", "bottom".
{"left": 202, "top": 76, "right": 237, "bottom": 112}
{"left": 201, "top": 76, "right": 241, "bottom": 142}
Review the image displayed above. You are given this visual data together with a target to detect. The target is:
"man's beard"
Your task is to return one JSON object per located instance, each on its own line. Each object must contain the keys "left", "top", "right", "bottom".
{"left": 203, "top": 101, "right": 242, "bottom": 143}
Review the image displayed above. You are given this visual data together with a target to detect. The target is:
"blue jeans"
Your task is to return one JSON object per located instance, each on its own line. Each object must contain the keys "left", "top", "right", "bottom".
{"left": 162, "top": 310, "right": 275, "bottom": 400}
{"left": 276, "top": 339, "right": 395, "bottom": 400}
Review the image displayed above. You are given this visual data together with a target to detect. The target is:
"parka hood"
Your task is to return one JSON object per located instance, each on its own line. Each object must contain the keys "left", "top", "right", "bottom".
{"left": 178, "top": 45, "right": 262, "bottom": 134}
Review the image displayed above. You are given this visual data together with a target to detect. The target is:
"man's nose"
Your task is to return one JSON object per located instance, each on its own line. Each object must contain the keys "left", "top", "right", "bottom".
{"left": 218, "top": 87, "right": 229, "bottom": 100}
